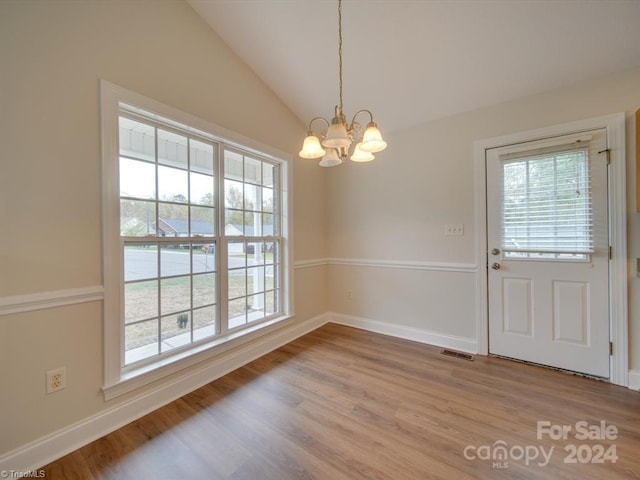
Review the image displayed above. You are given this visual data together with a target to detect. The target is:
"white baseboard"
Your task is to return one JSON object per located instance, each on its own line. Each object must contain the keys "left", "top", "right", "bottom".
{"left": 0, "top": 313, "right": 329, "bottom": 473}
{"left": 629, "top": 370, "right": 640, "bottom": 391}
{"left": 329, "top": 312, "right": 478, "bottom": 354}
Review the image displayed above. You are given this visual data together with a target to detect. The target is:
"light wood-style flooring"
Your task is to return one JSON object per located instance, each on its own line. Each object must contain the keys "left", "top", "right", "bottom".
{"left": 44, "top": 324, "right": 640, "bottom": 479}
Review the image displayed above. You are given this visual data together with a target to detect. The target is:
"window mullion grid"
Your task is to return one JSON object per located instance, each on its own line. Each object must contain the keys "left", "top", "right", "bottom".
{"left": 273, "top": 241, "right": 277, "bottom": 316}
{"left": 187, "top": 137, "right": 194, "bottom": 344}
{"left": 263, "top": 239, "right": 267, "bottom": 316}
{"left": 242, "top": 154, "right": 247, "bottom": 235}
{"left": 154, "top": 126, "right": 161, "bottom": 356}
{"left": 274, "top": 164, "right": 280, "bottom": 236}
{"left": 115, "top": 102, "right": 287, "bottom": 375}
{"left": 217, "top": 146, "right": 229, "bottom": 335}
{"left": 244, "top": 239, "right": 249, "bottom": 325}
{"left": 273, "top": 164, "right": 281, "bottom": 312}
{"left": 242, "top": 156, "right": 248, "bottom": 325}
{"left": 119, "top": 237, "right": 126, "bottom": 369}
{"left": 213, "top": 144, "right": 222, "bottom": 336}
{"left": 253, "top": 174, "right": 266, "bottom": 318}
{"left": 256, "top": 160, "right": 263, "bottom": 238}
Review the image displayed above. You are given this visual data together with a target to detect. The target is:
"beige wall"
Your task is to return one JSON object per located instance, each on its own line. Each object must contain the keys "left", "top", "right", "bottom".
{"left": 1, "top": 0, "right": 638, "bottom": 465}
{"left": 0, "top": 0, "right": 327, "bottom": 456}
{"left": 328, "top": 67, "right": 640, "bottom": 368}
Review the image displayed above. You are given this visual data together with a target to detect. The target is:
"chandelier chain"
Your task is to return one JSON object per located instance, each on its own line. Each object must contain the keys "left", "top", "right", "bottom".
{"left": 298, "top": 0, "right": 386, "bottom": 165}
{"left": 338, "top": 0, "right": 343, "bottom": 114}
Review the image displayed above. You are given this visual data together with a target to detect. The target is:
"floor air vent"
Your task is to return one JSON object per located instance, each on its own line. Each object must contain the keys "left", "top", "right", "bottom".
{"left": 441, "top": 349, "right": 474, "bottom": 361}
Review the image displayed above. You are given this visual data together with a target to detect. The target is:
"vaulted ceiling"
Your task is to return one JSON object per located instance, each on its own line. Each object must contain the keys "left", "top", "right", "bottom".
{"left": 188, "top": 0, "right": 640, "bottom": 133}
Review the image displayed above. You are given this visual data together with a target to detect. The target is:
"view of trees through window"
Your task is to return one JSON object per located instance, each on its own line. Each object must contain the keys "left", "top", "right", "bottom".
{"left": 118, "top": 115, "right": 281, "bottom": 366}
{"left": 224, "top": 150, "right": 279, "bottom": 331}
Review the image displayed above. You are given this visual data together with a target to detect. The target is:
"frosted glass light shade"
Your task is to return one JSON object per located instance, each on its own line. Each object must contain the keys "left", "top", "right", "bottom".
{"left": 322, "top": 122, "right": 351, "bottom": 149}
{"left": 360, "top": 123, "right": 387, "bottom": 153}
{"left": 350, "top": 142, "right": 375, "bottom": 162}
{"left": 319, "top": 148, "right": 342, "bottom": 167}
{"left": 299, "top": 135, "right": 326, "bottom": 159}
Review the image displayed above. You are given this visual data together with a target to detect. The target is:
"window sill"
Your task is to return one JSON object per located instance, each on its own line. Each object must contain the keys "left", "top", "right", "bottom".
{"left": 102, "top": 314, "right": 294, "bottom": 401}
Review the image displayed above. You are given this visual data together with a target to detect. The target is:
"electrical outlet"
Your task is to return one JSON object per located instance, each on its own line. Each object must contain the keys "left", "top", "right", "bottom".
{"left": 347, "top": 290, "right": 353, "bottom": 300}
{"left": 445, "top": 224, "right": 464, "bottom": 236}
{"left": 46, "top": 367, "right": 66, "bottom": 394}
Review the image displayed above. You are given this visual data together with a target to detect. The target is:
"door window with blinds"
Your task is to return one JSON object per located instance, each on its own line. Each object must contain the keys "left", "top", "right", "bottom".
{"left": 501, "top": 145, "right": 592, "bottom": 260}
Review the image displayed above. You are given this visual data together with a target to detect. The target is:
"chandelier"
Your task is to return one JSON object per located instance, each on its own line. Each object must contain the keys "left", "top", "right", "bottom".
{"left": 298, "top": 0, "right": 387, "bottom": 167}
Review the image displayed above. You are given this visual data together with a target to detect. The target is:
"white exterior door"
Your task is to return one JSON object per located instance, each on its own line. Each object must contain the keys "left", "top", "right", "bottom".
{"left": 487, "top": 129, "right": 610, "bottom": 378}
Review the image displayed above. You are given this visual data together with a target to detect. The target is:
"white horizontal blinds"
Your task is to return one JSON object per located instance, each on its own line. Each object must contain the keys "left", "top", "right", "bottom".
{"left": 501, "top": 145, "right": 593, "bottom": 255}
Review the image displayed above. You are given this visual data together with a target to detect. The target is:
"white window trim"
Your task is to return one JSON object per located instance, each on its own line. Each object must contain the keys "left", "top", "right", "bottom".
{"left": 473, "top": 112, "right": 628, "bottom": 386}
{"left": 100, "top": 80, "right": 294, "bottom": 399}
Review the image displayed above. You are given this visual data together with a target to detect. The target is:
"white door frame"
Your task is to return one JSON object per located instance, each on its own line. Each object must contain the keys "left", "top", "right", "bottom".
{"left": 473, "top": 113, "right": 628, "bottom": 386}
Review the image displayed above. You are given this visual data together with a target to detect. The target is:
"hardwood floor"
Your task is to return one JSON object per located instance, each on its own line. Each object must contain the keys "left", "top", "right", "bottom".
{"left": 44, "top": 324, "right": 640, "bottom": 479}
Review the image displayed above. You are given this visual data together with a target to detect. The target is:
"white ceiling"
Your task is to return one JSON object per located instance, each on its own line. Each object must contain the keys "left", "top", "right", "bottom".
{"left": 188, "top": 0, "right": 640, "bottom": 133}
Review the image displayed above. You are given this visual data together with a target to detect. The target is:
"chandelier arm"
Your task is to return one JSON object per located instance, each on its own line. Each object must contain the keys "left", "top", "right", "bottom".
{"left": 307, "top": 116, "right": 331, "bottom": 135}
{"left": 349, "top": 109, "right": 375, "bottom": 131}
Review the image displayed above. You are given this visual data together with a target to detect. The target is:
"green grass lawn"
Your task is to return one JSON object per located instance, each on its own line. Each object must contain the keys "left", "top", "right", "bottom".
{"left": 124, "top": 271, "right": 275, "bottom": 351}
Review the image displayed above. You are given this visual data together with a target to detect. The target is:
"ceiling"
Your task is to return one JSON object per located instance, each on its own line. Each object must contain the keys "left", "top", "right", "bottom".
{"left": 188, "top": 0, "right": 640, "bottom": 133}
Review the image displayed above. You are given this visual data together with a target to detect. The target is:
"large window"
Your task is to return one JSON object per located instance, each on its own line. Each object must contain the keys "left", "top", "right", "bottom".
{"left": 224, "top": 150, "right": 280, "bottom": 329}
{"left": 119, "top": 115, "right": 221, "bottom": 365}
{"left": 101, "top": 82, "right": 290, "bottom": 394}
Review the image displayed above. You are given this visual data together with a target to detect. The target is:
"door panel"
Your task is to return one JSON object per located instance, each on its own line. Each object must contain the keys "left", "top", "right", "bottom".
{"left": 552, "top": 281, "right": 589, "bottom": 345}
{"left": 503, "top": 277, "right": 533, "bottom": 336}
{"left": 487, "top": 129, "right": 610, "bottom": 378}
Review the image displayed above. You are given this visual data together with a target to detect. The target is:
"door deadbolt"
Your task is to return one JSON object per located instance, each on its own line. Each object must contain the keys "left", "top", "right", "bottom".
{"left": 491, "top": 248, "right": 500, "bottom": 255}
